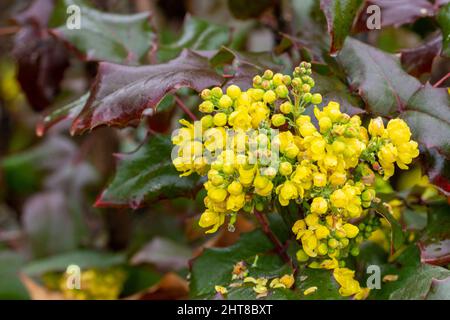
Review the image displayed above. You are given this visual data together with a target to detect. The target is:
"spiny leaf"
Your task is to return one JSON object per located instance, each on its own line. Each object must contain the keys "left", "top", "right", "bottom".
{"left": 95, "top": 135, "right": 201, "bottom": 209}
{"left": 337, "top": 37, "right": 422, "bottom": 117}
{"left": 400, "top": 34, "right": 442, "bottom": 77}
{"left": 71, "top": 50, "right": 223, "bottom": 134}
{"left": 49, "top": 0, "right": 155, "bottom": 64}
{"left": 320, "top": 0, "right": 364, "bottom": 54}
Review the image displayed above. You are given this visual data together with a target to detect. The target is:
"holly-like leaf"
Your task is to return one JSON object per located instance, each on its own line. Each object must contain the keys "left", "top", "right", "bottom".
{"left": 95, "top": 135, "right": 200, "bottom": 209}
{"left": 320, "top": 0, "right": 364, "bottom": 54}
{"left": 337, "top": 38, "right": 422, "bottom": 117}
{"left": 49, "top": 0, "right": 155, "bottom": 64}
{"left": 437, "top": 2, "right": 450, "bottom": 57}
{"left": 400, "top": 85, "right": 450, "bottom": 195}
{"left": 400, "top": 34, "right": 442, "bottom": 77}
{"left": 70, "top": 50, "right": 223, "bottom": 134}
{"left": 426, "top": 278, "right": 450, "bottom": 299}
{"left": 158, "top": 15, "right": 230, "bottom": 62}
{"left": 190, "top": 229, "right": 282, "bottom": 298}
{"left": 374, "top": 263, "right": 450, "bottom": 299}
{"left": 37, "top": 93, "right": 88, "bottom": 136}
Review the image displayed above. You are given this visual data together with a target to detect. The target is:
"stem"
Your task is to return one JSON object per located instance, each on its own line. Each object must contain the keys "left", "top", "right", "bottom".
{"left": 433, "top": 72, "right": 450, "bottom": 88}
{"left": 174, "top": 95, "right": 197, "bottom": 121}
{"left": 254, "top": 210, "right": 293, "bottom": 267}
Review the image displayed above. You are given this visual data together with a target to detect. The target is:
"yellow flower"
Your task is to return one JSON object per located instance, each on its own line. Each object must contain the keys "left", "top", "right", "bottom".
{"left": 315, "top": 225, "right": 330, "bottom": 239}
{"left": 342, "top": 223, "right": 359, "bottom": 238}
{"left": 227, "top": 181, "right": 243, "bottom": 196}
{"left": 226, "top": 194, "right": 245, "bottom": 211}
{"left": 208, "top": 188, "right": 228, "bottom": 202}
{"left": 305, "top": 213, "right": 319, "bottom": 227}
{"left": 368, "top": 117, "right": 386, "bottom": 137}
{"left": 313, "top": 172, "right": 327, "bottom": 187}
{"left": 301, "top": 230, "right": 318, "bottom": 257}
{"left": 280, "top": 274, "right": 295, "bottom": 288}
{"left": 199, "top": 210, "right": 225, "bottom": 233}
{"left": 386, "top": 118, "right": 411, "bottom": 145}
{"left": 311, "top": 197, "right": 328, "bottom": 215}
{"left": 276, "top": 181, "right": 299, "bottom": 206}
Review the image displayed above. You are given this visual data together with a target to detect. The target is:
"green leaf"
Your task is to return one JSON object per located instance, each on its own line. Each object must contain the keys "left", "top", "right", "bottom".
{"left": 337, "top": 38, "right": 422, "bottom": 117}
{"left": 374, "top": 264, "right": 450, "bottom": 299}
{"left": 70, "top": 50, "right": 222, "bottom": 134}
{"left": 22, "top": 250, "right": 126, "bottom": 276}
{"left": 296, "top": 268, "right": 343, "bottom": 300}
{"left": 96, "top": 135, "right": 200, "bottom": 209}
{"left": 320, "top": 0, "right": 364, "bottom": 54}
{"left": 437, "top": 2, "right": 450, "bottom": 57}
{"left": 190, "top": 230, "right": 275, "bottom": 298}
{"left": 49, "top": 0, "right": 155, "bottom": 63}
{"left": 373, "top": 202, "right": 405, "bottom": 254}
{"left": 158, "top": 15, "right": 230, "bottom": 62}
{"left": 0, "top": 251, "right": 30, "bottom": 300}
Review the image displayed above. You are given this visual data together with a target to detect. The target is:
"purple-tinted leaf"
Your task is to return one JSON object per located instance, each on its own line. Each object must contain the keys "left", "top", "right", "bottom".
{"left": 400, "top": 34, "right": 442, "bottom": 77}
{"left": 320, "top": 0, "right": 364, "bottom": 54}
{"left": 70, "top": 50, "right": 222, "bottom": 134}
{"left": 425, "top": 278, "right": 450, "bottom": 299}
{"left": 337, "top": 38, "right": 422, "bottom": 116}
{"left": 12, "top": 0, "right": 69, "bottom": 111}
{"left": 354, "top": 0, "right": 436, "bottom": 33}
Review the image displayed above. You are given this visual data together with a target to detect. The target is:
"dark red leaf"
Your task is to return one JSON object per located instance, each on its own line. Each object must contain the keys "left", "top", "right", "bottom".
{"left": 71, "top": 50, "right": 223, "bottom": 134}
{"left": 400, "top": 34, "right": 443, "bottom": 77}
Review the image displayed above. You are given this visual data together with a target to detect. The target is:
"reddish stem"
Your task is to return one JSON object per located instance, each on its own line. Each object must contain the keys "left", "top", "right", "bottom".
{"left": 433, "top": 72, "right": 450, "bottom": 88}
{"left": 254, "top": 210, "right": 293, "bottom": 267}
{"left": 174, "top": 95, "right": 197, "bottom": 121}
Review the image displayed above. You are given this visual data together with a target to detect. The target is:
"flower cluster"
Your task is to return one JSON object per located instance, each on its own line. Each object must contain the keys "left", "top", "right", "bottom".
{"left": 172, "top": 63, "right": 420, "bottom": 299}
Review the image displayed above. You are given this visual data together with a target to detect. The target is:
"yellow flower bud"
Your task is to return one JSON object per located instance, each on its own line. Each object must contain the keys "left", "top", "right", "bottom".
{"left": 279, "top": 162, "right": 293, "bottom": 176}
{"left": 342, "top": 223, "right": 359, "bottom": 238}
{"left": 311, "top": 197, "right": 328, "bottom": 214}
{"left": 315, "top": 225, "right": 330, "bottom": 239}
{"left": 218, "top": 94, "right": 233, "bottom": 109}
{"left": 263, "top": 90, "right": 277, "bottom": 104}
{"left": 199, "top": 101, "right": 214, "bottom": 113}
{"left": 227, "top": 181, "right": 243, "bottom": 196}
{"left": 313, "top": 172, "right": 327, "bottom": 187}
{"left": 296, "top": 249, "right": 309, "bottom": 262}
{"left": 213, "top": 113, "right": 227, "bottom": 126}
{"left": 226, "top": 84, "right": 241, "bottom": 99}
{"left": 280, "top": 101, "right": 293, "bottom": 114}
{"left": 271, "top": 114, "right": 286, "bottom": 127}
{"left": 208, "top": 188, "right": 228, "bottom": 202}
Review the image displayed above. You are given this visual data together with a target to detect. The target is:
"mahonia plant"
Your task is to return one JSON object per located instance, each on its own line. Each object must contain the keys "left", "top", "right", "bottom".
{"left": 171, "top": 62, "right": 419, "bottom": 299}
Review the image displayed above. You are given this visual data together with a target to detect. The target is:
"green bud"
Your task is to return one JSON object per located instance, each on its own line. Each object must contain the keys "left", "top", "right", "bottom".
{"left": 318, "top": 243, "right": 328, "bottom": 255}
{"left": 271, "top": 114, "right": 286, "bottom": 127}
{"left": 263, "top": 69, "right": 274, "bottom": 80}
{"left": 255, "top": 202, "right": 264, "bottom": 212}
{"left": 275, "top": 85, "right": 289, "bottom": 98}
{"left": 311, "top": 93, "right": 322, "bottom": 105}
{"left": 328, "top": 238, "right": 339, "bottom": 249}
{"left": 358, "top": 223, "right": 365, "bottom": 231}
{"left": 302, "top": 84, "right": 311, "bottom": 93}
{"left": 201, "top": 115, "right": 214, "bottom": 128}
{"left": 211, "top": 87, "right": 223, "bottom": 98}
{"left": 350, "top": 247, "right": 360, "bottom": 257}
{"left": 253, "top": 75, "right": 262, "bottom": 86}
{"left": 282, "top": 75, "right": 292, "bottom": 85}
{"left": 340, "top": 238, "right": 349, "bottom": 248}
{"left": 339, "top": 260, "right": 346, "bottom": 267}
{"left": 303, "top": 92, "right": 312, "bottom": 103}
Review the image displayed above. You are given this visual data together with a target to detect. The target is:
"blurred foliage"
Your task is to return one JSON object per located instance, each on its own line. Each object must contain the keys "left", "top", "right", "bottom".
{"left": 0, "top": 0, "right": 449, "bottom": 300}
